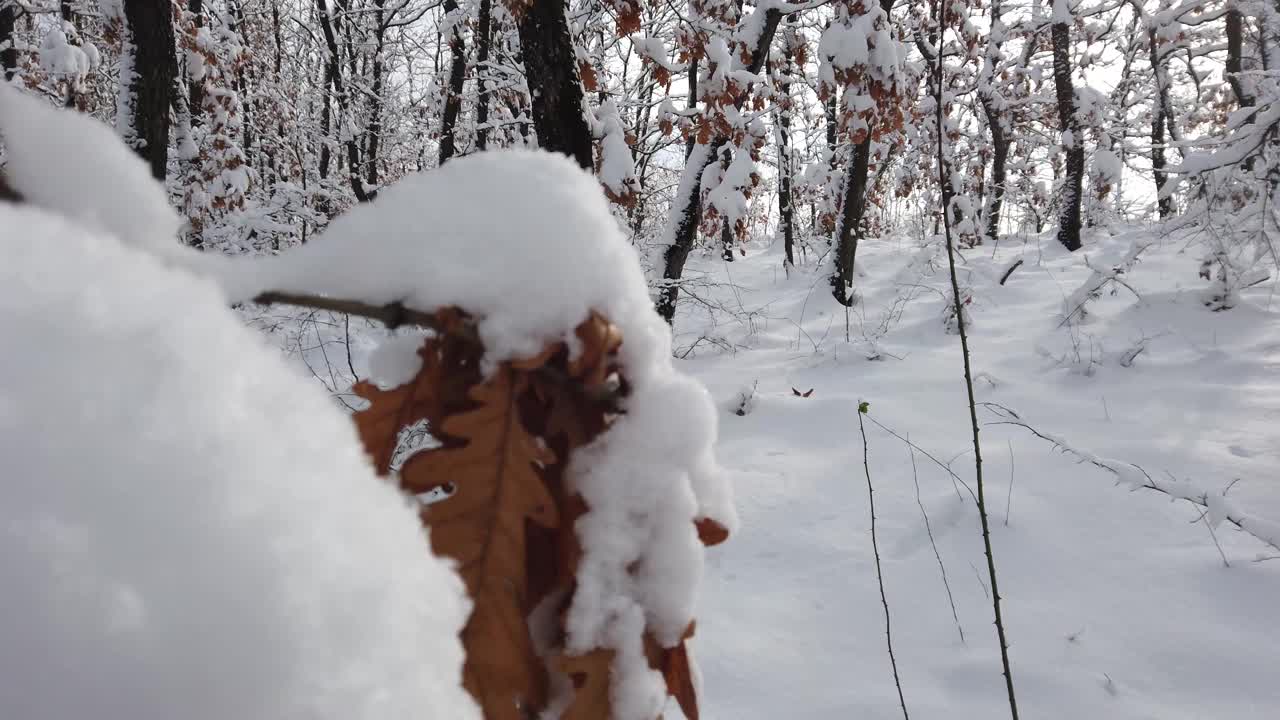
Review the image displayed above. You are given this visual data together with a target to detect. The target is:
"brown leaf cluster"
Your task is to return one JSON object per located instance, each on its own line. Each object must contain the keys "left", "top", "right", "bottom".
{"left": 352, "top": 308, "right": 722, "bottom": 719}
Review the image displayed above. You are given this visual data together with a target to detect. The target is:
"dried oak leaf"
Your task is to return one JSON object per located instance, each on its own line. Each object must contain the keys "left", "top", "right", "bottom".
{"left": 525, "top": 313, "right": 624, "bottom": 601}
{"left": 645, "top": 622, "right": 699, "bottom": 720}
{"left": 399, "top": 365, "right": 558, "bottom": 720}
{"left": 351, "top": 308, "right": 478, "bottom": 473}
{"left": 580, "top": 62, "right": 600, "bottom": 92}
{"left": 555, "top": 649, "right": 615, "bottom": 720}
{"left": 350, "top": 346, "right": 442, "bottom": 474}
{"left": 614, "top": 1, "right": 642, "bottom": 36}
{"left": 694, "top": 517, "right": 729, "bottom": 547}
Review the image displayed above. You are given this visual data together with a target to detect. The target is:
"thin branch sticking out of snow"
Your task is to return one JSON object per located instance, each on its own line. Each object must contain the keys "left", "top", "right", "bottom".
{"left": 982, "top": 403, "right": 1280, "bottom": 554}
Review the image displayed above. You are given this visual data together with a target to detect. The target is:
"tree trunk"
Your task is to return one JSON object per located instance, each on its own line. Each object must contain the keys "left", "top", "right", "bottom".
{"left": 657, "top": 141, "right": 719, "bottom": 322}
{"left": 59, "top": 0, "right": 79, "bottom": 107}
{"left": 979, "top": 0, "right": 1008, "bottom": 244}
{"left": 684, "top": 57, "right": 699, "bottom": 160}
{"left": 656, "top": 9, "right": 783, "bottom": 323}
{"left": 319, "top": 62, "right": 334, "bottom": 181}
{"left": 824, "top": 0, "right": 896, "bottom": 301}
{"left": 227, "top": 0, "right": 253, "bottom": 164}
{"left": 366, "top": 0, "right": 386, "bottom": 187}
{"left": 123, "top": 0, "right": 178, "bottom": 182}
{"left": 475, "top": 0, "right": 492, "bottom": 151}
{"left": 717, "top": 146, "right": 736, "bottom": 261}
{"left": 1226, "top": 4, "right": 1255, "bottom": 109}
{"left": 1051, "top": 18, "right": 1084, "bottom": 252}
{"left": 187, "top": 0, "right": 204, "bottom": 123}
{"left": 778, "top": 44, "right": 795, "bottom": 268}
{"left": 516, "top": 0, "right": 594, "bottom": 169}
{"left": 1, "top": 0, "right": 17, "bottom": 82}
{"left": 438, "top": 0, "right": 467, "bottom": 165}
{"left": 1149, "top": 26, "right": 1172, "bottom": 219}
{"left": 315, "top": 0, "right": 371, "bottom": 201}
{"left": 830, "top": 137, "right": 872, "bottom": 305}
{"left": 829, "top": 0, "right": 896, "bottom": 304}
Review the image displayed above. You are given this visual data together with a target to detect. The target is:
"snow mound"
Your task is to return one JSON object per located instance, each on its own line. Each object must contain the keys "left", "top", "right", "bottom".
{"left": 0, "top": 83, "right": 189, "bottom": 261}
{"left": 0, "top": 203, "right": 478, "bottom": 720}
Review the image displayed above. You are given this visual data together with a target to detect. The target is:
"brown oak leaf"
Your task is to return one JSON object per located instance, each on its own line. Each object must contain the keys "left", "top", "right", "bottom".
{"left": 645, "top": 622, "right": 699, "bottom": 720}
{"left": 351, "top": 308, "right": 479, "bottom": 473}
{"left": 694, "top": 517, "right": 729, "bottom": 547}
{"left": 399, "top": 365, "right": 558, "bottom": 719}
{"left": 555, "top": 649, "right": 615, "bottom": 720}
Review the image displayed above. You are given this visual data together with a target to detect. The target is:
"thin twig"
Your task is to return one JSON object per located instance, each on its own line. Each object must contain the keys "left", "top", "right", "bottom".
{"left": 1004, "top": 439, "right": 1015, "bottom": 527}
{"left": 253, "top": 291, "right": 454, "bottom": 333}
{"left": 251, "top": 291, "right": 623, "bottom": 407}
{"left": 908, "top": 436, "right": 965, "bottom": 645}
{"left": 861, "top": 413, "right": 977, "bottom": 504}
{"left": 858, "top": 408, "right": 910, "bottom": 720}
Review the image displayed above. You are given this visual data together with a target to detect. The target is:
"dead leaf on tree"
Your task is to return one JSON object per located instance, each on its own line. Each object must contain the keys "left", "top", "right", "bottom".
{"left": 351, "top": 309, "right": 717, "bottom": 720}
{"left": 555, "top": 649, "right": 615, "bottom": 720}
{"left": 399, "top": 366, "right": 558, "bottom": 717}
{"left": 645, "top": 622, "right": 700, "bottom": 720}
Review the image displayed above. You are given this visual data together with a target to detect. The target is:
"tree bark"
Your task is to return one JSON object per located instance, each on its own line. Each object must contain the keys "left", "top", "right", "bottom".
{"left": 830, "top": 137, "right": 872, "bottom": 304}
{"left": 475, "top": 0, "right": 492, "bottom": 151}
{"left": 59, "top": 0, "right": 79, "bottom": 107}
{"left": 778, "top": 42, "right": 796, "bottom": 267}
{"left": 978, "top": 0, "right": 1008, "bottom": 244}
{"left": 227, "top": 0, "right": 253, "bottom": 164}
{"left": 123, "top": 0, "right": 179, "bottom": 182}
{"left": 1226, "top": 5, "right": 1255, "bottom": 109}
{"left": 718, "top": 146, "right": 736, "bottom": 261}
{"left": 366, "top": 0, "right": 386, "bottom": 186}
{"left": 0, "top": 0, "right": 16, "bottom": 83}
{"left": 1051, "top": 19, "right": 1084, "bottom": 252}
{"left": 315, "top": 0, "right": 372, "bottom": 201}
{"left": 438, "top": 0, "right": 467, "bottom": 165}
{"left": 516, "top": 0, "right": 594, "bottom": 169}
{"left": 187, "top": 0, "right": 204, "bottom": 123}
{"left": 1148, "top": 25, "right": 1172, "bottom": 219}
{"left": 319, "top": 62, "right": 334, "bottom": 181}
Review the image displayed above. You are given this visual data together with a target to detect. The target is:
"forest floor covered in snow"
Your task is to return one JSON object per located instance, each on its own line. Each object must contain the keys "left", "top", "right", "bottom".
{"left": 668, "top": 227, "right": 1280, "bottom": 719}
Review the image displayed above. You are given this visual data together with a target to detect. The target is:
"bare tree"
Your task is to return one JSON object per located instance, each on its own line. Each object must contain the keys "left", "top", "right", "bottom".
{"left": 474, "top": 0, "right": 493, "bottom": 151}
{"left": 0, "top": 0, "right": 15, "bottom": 83}
{"left": 516, "top": 0, "right": 594, "bottom": 169}
{"left": 978, "top": 0, "right": 1009, "bottom": 244}
{"left": 122, "top": 0, "right": 179, "bottom": 181}
{"left": 777, "top": 24, "right": 797, "bottom": 268}
{"left": 1051, "top": 0, "right": 1084, "bottom": 251}
{"left": 438, "top": 0, "right": 467, "bottom": 165}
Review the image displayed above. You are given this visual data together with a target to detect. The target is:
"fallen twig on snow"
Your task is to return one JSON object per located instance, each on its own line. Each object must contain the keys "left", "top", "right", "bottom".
{"left": 981, "top": 402, "right": 1280, "bottom": 554}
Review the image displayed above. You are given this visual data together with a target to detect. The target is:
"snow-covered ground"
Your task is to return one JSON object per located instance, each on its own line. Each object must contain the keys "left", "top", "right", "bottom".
{"left": 672, "top": 228, "right": 1280, "bottom": 719}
